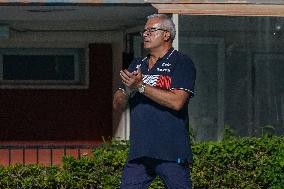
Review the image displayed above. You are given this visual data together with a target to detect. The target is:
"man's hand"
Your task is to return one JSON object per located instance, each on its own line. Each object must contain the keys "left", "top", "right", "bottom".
{"left": 112, "top": 90, "right": 128, "bottom": 134}
{"left": 120, "top": 69, "right": 143, "bottom": 90}
{"left": 119, "top": 68, "right": 190, "bottom": 111}
{"left": 113, "top": 90, "right": 128, "bottom": 112}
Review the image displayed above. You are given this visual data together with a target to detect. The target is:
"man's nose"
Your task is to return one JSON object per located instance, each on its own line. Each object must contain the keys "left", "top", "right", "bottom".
{"left": 143, "top": 32, "right": 150, "bottom": 37}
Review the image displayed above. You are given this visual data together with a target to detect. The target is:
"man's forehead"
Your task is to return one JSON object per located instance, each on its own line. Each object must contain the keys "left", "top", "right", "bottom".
{"left": 145, "top": 19, "right": 161, "bottom": 28}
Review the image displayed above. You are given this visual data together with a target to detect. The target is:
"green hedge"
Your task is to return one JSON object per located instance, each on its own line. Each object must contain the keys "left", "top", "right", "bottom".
{"left": 0, "top": 136, "right": 283, "bottom": 188}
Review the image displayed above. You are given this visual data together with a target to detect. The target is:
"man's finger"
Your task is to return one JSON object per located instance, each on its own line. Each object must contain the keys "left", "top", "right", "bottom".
{"left": 121, "top": 77, "right": 130, "bottom": 85}
{"left": 121, "top": 74, "right": 133, "bottom": 85}
{"left": 122, "top": 69, "right": 133, "bottom": 77}
{"left": 122, "top": 80, "right": 131, "bottom": 87}
{"left": 120, "top": 71, "right": 131, "bottom": 81}
{"left": 137, "top": 68, "right": 142, "bottom": 76}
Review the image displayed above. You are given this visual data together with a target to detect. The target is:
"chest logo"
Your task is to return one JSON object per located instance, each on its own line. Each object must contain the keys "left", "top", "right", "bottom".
{"left": 142, "top": 75, "right": 172, "bottom": 89}
{"left": 156, "top": 75, "right": 171, "bottom": 89}
{"left": 162, "top": 62, "right": 171, "bottom": 67}
{"left": 157, "top": 68, "right": 171, "bottom": 73}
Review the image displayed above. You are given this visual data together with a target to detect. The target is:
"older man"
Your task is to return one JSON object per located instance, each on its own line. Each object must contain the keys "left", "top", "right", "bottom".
{"left": 113, "top": 14, "right": 196, "bottom": 189}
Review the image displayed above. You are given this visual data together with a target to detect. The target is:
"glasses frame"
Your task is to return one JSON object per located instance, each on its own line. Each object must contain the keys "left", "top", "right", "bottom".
{"left": 140, "top": 27, "right": 168, "bottom": 37}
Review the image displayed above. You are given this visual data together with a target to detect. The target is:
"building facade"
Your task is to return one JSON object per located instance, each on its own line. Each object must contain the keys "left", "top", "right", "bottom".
{"left": 0, "top": 0, "right": 283, "bottom": 165}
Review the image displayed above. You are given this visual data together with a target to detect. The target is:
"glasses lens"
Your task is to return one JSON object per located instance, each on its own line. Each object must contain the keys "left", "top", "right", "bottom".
{"left": 141, "top": 28, "right": 156, "bottom": 36}
{"left": 140, "top": 28, "right": 166, "bottom": 37}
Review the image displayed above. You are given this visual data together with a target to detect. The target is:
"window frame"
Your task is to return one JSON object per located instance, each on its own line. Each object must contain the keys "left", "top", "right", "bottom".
{"left": 0, "top": 48, "right": 88, "bottom": 89}
{"left": 152, "top": 3, "right": 284, "bottom": 17}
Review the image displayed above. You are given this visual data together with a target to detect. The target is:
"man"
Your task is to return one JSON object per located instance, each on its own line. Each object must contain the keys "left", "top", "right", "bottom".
{"left": 113, "top": 14, "right": 196, "bottom": 189}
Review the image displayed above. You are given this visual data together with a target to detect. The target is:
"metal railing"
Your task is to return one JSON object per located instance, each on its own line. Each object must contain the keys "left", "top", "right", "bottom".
{"left": 0, "top": 144, "right": 98, "bottom": 166}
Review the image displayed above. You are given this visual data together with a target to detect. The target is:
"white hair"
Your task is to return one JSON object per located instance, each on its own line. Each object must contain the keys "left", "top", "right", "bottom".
{"left": 147, "top": 14, "right": 176, "bottom": 42}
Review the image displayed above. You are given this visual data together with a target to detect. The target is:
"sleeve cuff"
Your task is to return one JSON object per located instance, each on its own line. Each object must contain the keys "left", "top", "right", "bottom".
{"left": 170, "top": 87, "right": 194, "bottom": 96}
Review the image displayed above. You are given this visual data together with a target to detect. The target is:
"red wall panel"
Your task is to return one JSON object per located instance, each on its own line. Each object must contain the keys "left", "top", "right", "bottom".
{"left": 0, "top": 44, "right": 113, "bottom": 142}
{"left": 0, "top": 149, "right": 9, "bottom": 165}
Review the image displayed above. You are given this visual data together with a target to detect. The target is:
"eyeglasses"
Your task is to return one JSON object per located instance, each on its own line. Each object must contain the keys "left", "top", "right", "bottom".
{"left": 140, "top": 28, "right": 168, "bottom": 36}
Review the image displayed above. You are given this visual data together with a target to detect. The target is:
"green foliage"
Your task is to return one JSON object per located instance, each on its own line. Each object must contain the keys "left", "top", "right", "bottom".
{"left": 192, "top": 136, "right": 284, "bottom": 188}
{"left": 0, "top": 164, "right": 59, "bottom": 189}
{"left": 261, "top": 124, "right": 275, "bottom": 137}
{"left": 189, "top": 124, "right": 197, "bottom": 144}
{"left": 0, "top": 136, "right": 283, "bottom": 188}
{"left": 55, "top": 139, "right": 130, "bottom": 189}
{"left": 56, "top": 155, "right": 99, "bottom": 189}
{"left": 223, "top": 124, "right": 236, "bottom": 141}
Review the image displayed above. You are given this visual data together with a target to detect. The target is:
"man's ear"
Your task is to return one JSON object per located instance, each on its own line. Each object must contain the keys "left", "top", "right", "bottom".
{"left": 164, "top": 31, "right": 171, "bottom": 42}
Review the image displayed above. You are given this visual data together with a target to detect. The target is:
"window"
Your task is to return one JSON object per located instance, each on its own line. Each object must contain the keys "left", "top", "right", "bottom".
{"left": 176, "top": 15, "right": 284, "bottom": 140}
{"left": 0, "top": 48, "right": 88, "bottom": 89}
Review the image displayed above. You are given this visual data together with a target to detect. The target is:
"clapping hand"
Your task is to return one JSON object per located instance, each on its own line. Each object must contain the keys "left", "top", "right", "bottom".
{"left": 120, "top": 69, "right": 143, "bottom": 90}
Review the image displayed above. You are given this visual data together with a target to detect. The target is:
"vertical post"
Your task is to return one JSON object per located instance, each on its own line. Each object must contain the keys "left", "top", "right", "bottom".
{"left": 8, "top": 148, "right": 11, "bottom": 166}
{"left": 36, "top": 148, "right": 39, "bottom": 164}
{"left": 172, "top": 14, "right": 179, "bottom": 50}
{"left": 23, "top": 148, "right": 25, "bottom": 165}
{"left": 50, "top": 148, "right": 53, "bottom": 166}
{"left": 125, "top": 108, "right": 130, "bottom": 140}
{"left": 64, "top": 146, "right": 66, "bottom": 156}
{"left": 0, "top": 55, "right": 3, "bottom": 81}
{"left": 78, "top": 147, "right": 81, "bottom": 159}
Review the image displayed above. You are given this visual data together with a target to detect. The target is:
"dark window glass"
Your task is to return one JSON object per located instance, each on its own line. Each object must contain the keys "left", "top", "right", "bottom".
{"left": 179, "top": 15, "right": 284, "bottom": 140}
{"left": 3, "top": 55, "right": 75, "bottom": 80}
